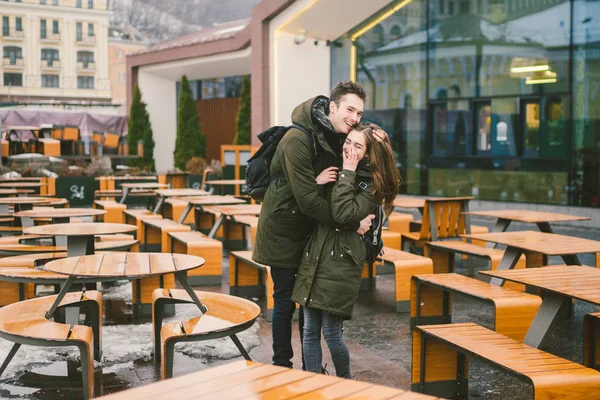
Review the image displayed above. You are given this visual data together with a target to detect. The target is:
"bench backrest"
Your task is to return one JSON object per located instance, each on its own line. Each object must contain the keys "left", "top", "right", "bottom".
{"left": 419, "top": 196, "right": 474, "bottom": 241}
{"left": 62, "top": 126, "right": 80, "bottom": 141}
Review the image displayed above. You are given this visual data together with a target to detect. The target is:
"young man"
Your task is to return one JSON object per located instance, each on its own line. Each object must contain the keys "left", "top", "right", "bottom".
{"left": 253, "top": 81, "right": 381, "bottom": 368}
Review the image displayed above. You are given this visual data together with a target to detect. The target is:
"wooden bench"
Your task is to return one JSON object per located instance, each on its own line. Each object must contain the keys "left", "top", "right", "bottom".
{"left": 585, "top": 312, "right": 600, "bottom": 370}
{"left": 124, "top": 209, "right": 162, "bottom": 244}
{"left": 412, "top": 323, "right": 600, "bottom": 399}
{"left": 94, "top": 189, "right": 122, "bottom": 200}
{"left": 377, "top": 247, "right": 433, "bottom": 313}
{"left": 0, "top": 291, "right": 104, "bottom": 399}
{"left": 228, "top": 215, "right": 258, "bottom": 248}
{"left": 0, "top": 251, "right": 67, "bottom": 305}
{"left": 154, "top": 288, "right": 261, "bottom": 379}
{"left": 411, "top": 273, "right": 542, "bottom": 341}
{"left": 141, "top": 218, "right": 190, "bottom": 252}
{"left": 168, "top": 231, "right": 223, "bottom": 285}
{"left": 93, "top": 200, "right": 126, "bottom": 223}
{"left": 230, "top": 250, "right": 274, "bottom": 321}
{"left": 424, "top": 241, "right": 527, "bottom": 290}
{"left": 387, "top": 211, "right": 413, "bottom": 235}
{"left": 162, "top": 198, "right": 195, "bottom": 225}
{"left": 195, "top": 208, "right": 247, "bottom": 248}
{"left": 401, "top": 197, "right": 487, "bottom": 254}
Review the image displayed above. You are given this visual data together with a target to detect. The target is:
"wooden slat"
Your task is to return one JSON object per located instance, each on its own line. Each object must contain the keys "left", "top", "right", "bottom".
{"left": 125, "top": 253, "right": 151, "bottom": 276}
{"left": 149, "top": 253, "right": 177, "bottom": 274}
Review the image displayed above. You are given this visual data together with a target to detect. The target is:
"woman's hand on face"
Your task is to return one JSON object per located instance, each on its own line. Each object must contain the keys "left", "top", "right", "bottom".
{"left": 372, "top": 128, "right": 390, "bottom": 143}
{"left": 315, "top": 166, "right": 339, "bottom": 185}
{"left": 342, "top": 147, "right": 360, "bottom": 172}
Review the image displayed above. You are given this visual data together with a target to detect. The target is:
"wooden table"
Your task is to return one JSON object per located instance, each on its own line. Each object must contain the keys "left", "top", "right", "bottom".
{"left": 175, "top": 195, "right": 247, "bottom": 224}
{"left": 120, "top": 182, "right": 169, "bottom": 204}
{"left": 205, "top": 204, "right": 261, "bottom": 238}
{"left": 0, "top": 196, "right": 53, "bottom": 213}
{"left": 205, "top": 179, "right": 246, "bottom": 196}
{"left": 393, "top": 196, "right": 426, "bottom": 213}
{"left": 15, "top": 208, "right": 106, "bottom": 227}
{"left": 42, "top": 252, "right": 206, "bottom": 320}
{"left": 463, "top": 209, "right": 590, "bottom": 233}
{"left": 98, "top": 359, "right": 441, "bottom": 399}
{"left": 0, "top": 189, "right": 34, "bottom": 198}
{"left": 24, "top": 222, "right": 137, "bottom": 257}
{"left": 462, "top": 230, "right": 600, "bottom": 285}
{"left": 152, "top": 188, "right": 209, "bottom": 214}
{"left": 0, "top": 182, "right": 44, "bottom": 190}
{"left": 480, "top": 265, "right": 600, "bottom": 347}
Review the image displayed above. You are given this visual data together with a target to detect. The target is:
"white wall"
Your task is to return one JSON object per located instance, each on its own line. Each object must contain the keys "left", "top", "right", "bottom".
{"left": 271, "top": 30, "right": 330, "bottom": 126}
{"left": 137, "top": 69, "right": 176, "bottom": 173}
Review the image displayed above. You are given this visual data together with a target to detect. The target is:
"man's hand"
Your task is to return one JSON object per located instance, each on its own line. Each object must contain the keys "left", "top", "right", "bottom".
{"left": 372, "top": 127, "right": 389, "bottom": 143}
{"left": 315, "top": 166, "right": 338, "bottom": 185}
{"left": 357, "top": 214, "right": 375, "bottom": 235}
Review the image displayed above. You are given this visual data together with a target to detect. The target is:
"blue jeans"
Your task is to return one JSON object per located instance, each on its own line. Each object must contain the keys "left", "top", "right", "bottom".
{"left": 271, "top": 267, "right": 304, "bottom": 368}
{"left": 303, "top": 306, "right": 351, "bottom": 378}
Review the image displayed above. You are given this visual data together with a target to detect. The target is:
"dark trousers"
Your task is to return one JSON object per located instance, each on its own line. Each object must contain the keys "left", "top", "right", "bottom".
{"left": 270, "top": 267, "right": 304, "bottom": 369}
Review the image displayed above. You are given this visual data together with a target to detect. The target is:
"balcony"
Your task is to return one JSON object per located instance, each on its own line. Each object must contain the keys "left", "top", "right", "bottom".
{"left": 76, "top": 61, "right": 96, "bottom": 72}
{"left": 2, "top": 57, "right": 25, "bottom": 69}
{"left": 40, "top": 32, "right": 61, "bottom": 43}
{"left": 40, "top": 59, "right": 61, "bottom": 70}
{"left": 76, "top": 35, "right": 96, "bottom": 46}
{"left": 2, "top": 29, "right": 25, "bottom": 41}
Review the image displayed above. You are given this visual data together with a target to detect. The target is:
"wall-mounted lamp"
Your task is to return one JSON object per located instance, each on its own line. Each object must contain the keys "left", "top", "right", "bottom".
{"left": 294, "top": 29, "right": 307, "bottom": 45}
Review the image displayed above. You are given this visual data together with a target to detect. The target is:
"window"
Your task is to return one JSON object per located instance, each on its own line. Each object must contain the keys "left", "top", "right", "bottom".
{"left": 53, "top": 0, "right": 58, "bottom": 5}
{"left": 76, "top": 0, "right": 81, "bottom": 7}
{"left": 41, "top": 48, "right": 59, "bottom": 66}
{"left": 448, "top": 1, "right": 455, "bottom": 15}
{"left": 459, "top": 0, "right": 470, "bottom": 14}
{"left": 438, "top": 0, "right": 445, "bottom": 14}
{"left": 77, "top": 76, "right": 94, "bottom": 89}
{"left": 77, "top": 50, "right": 94, "bottom": 67}
{"left": 3, "top": 16, "right": 9, "bottom": 36}
{"left": 52, "top": 20, "right": 58, "bottom": 34}
{"left": 15, "top": 17, "right": 22, "bottom": 31}
{"left": 88, "top": 23, "right": 94, "bottom": 37}
{"left": 41, "top": 74, "right": 59, "bottom": 87}
{"left": 475, "top": 102, "right": 492, "bottom": 153}
{"left": 40, "top": 19, "right": 47, "bottom": 38}
{"left": 3, "top": 46, "right": 22, "bottom": 64}
{"left": 88, "top": 0, "right": 93, "bottom": 8}
{"left": 3, "top": 73, "right": 23, "bottom": 87}
{"left": 76, "top": 22, "right": 82, "bottom": 41}
{"left": 40, "top": 0, "right": 46, "bottom": 4}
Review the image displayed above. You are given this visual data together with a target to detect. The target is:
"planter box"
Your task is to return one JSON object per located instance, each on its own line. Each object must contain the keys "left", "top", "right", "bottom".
{"left": 55, "top": 176, "right": 98, "bottom": 206}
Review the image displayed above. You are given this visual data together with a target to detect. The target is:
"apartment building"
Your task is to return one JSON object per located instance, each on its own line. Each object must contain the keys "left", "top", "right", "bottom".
{"left": 0, "top": 0, "right": 111, "bottom": 103}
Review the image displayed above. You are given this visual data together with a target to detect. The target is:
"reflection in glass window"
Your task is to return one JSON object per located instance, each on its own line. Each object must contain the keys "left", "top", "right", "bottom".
{"left": 524, "top": 102, "right": 540, "bottom": 154}
{"left": 476, "top": 103, "right": 491, "bottom": 152}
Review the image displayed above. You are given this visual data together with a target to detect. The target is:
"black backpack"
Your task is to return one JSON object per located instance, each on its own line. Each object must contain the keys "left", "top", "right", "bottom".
{"left": 357, "top": 178, "right": 384, "bottom": 264}
{"left": 246, "top": 123, "right": 314, "bottom": 201}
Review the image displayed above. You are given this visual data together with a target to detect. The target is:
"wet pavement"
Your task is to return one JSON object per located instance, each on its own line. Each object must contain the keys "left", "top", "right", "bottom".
{"left": 0, "top": 218, "right": 598, "bottom": 399}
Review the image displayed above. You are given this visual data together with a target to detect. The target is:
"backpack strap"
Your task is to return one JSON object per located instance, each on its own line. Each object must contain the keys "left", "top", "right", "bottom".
{"left": 290, "top": 123, "right": 317, "bottom": 160}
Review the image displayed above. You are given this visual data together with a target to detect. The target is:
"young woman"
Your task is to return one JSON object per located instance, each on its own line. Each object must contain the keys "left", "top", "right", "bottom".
{"left": 291, "top": 122, "right": 401, "bottom": 378}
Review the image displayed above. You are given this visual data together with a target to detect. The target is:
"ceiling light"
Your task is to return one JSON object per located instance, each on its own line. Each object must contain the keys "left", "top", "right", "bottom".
{"left": 525, "top": 78, "right": 557, "bottom": 85}
{"left": 510, "top": 64, "right": 550, "bottom": 73}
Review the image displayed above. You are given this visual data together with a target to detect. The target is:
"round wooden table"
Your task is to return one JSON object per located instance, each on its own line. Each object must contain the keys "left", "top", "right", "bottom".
{"left": 0, "top": 189, "right": 34, "bottom": 198}
{"left": 24, "top": 222, "right": 137, "bottom": 257}
{"left": 0, "top": 182, "right": 45, "bottom": 189}
{"left": 15, "top": 208, "right": 107, "bottom": 227}
{"left": 43, "top": 252, "right": 206, "bottom": 318}
{"left": 0, "top": 197, "right": 54, "bottom": 213}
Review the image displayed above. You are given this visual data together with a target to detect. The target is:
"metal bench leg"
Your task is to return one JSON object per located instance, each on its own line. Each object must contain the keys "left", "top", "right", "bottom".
{"left": 230, "top": 334, "right": 251, "bottom": 361}
{"left": 164, "top": 340, "right": 176, "bottom": 379}
{"left": 419, "top": 334, "right": 427, "bottom": 393}
{"left": 75, "top": 342, "right": 94, "bottom": 400}
{"left": 456, "top": 352, "right": 467, "bottom": 399}
{"left": 0, "top": 343, "right": 21, "bottom": 377}
{"left": 154, "top": 299, "right": 165, "bottom": 362}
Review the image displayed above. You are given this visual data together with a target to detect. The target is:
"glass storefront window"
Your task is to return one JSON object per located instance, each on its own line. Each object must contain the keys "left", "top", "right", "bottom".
{"left": 330, "top": 0, "right": 598, "bottom": 206}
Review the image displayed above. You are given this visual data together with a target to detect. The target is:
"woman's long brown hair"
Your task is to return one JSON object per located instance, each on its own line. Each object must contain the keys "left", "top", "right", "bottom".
{"left": 354, "top": 122, "right": 401, "bottom": 216}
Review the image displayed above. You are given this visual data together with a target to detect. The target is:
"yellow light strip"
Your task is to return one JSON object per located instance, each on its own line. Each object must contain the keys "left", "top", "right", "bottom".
{"left": 525, "top": 78, "right": 557, "bottom": 85}
{"left": 510, "top": 64, "right": 549, "bottom": 73}
{"left": 350, "top": 45, "right": 357, "bottom": 81}
{"left": 277, "top": 0, "right": 320, "bottom": 32}
{"left": 273, "top": 33, "right": 279, "bottom": 125}
{"left": 350, "top": 0, "right": 414, "bottom": 41}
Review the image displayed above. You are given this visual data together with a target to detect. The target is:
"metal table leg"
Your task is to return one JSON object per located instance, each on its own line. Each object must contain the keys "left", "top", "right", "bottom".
{"left": 153, "top": 196, "right": 165, "bottom": 214}
{"left": 488, "top": 218, "right": 511, "bottom": 248}
{"left": 489, "top": 246, "right": 524, "bottom": 286}
{"left": 178, "top": 203, "right": 193, "bottom": 225}
{"left": 120, "top": 188, "right": 129, "bottom": 204}
{"left": 208, "top": 214, "right": 226, "bottom": 239}
{"left": 536, "top": 222, "right": 553, "bottom": 233}
{"left": 45, "top": 275, "right": 77, "bottom": 319}
{"left": 67, "top": 235, "right": 95, "bottom": 257}
{"left": 174, "top": 271, "right": 207, "bottom": 313}
{"left": 523, "top": 293, "right": 568, "bottom": 348}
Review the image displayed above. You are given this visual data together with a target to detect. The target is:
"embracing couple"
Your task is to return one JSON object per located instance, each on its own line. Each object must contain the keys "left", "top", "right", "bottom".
{"left": 253, "top": 81, "right": 400, "bottom": 377}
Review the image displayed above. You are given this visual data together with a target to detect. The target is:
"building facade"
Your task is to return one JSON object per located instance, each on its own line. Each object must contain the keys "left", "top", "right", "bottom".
{"left": 0, "top": 0, "right": 111, "bottom": 103}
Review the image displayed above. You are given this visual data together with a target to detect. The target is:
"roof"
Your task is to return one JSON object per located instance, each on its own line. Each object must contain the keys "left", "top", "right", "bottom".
{"left": 131, "top": 18, "right": 250, "bottom": 56}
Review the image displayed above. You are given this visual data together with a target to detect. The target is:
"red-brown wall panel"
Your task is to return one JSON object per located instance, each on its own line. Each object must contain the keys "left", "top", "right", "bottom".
{"left": 196, "top": 97, "right": 241, "bottom": 162}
